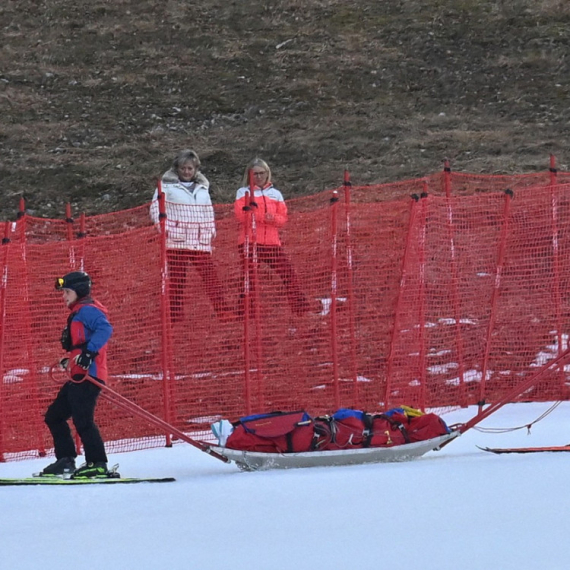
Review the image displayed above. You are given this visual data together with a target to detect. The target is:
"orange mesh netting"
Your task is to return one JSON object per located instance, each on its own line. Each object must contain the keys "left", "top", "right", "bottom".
{"left": 2, "top": 166, "right": 570, "bottom": 461}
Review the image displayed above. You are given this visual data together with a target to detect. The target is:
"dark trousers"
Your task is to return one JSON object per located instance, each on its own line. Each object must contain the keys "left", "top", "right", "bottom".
{"left": 167, "top": 249, "right": 228, "bottom": 321}
{"left": 44, "top": 380, "right": 107, "bottom": 464}
{"left": 239, "top": 244, "right": 310, "bottom": 316}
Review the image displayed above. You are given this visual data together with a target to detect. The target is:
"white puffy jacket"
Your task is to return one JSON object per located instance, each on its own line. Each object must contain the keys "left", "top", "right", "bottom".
{"left": 150, "top": 170, "right": 216, "bottom": 252}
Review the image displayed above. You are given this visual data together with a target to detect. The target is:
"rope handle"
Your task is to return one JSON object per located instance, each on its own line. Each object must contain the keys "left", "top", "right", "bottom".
{"left": 49, "top": 359, "right": 89, "bottom": 384}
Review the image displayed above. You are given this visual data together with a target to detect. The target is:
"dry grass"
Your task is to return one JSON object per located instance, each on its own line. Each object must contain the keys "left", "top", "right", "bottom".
{"left": 0, "top": 0, "right": 569, "bottom": 219}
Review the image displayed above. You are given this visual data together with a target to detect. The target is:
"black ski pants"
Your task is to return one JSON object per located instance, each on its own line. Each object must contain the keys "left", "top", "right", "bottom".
{"left": 44, "top": 379, "right": 108, "bottom": 464}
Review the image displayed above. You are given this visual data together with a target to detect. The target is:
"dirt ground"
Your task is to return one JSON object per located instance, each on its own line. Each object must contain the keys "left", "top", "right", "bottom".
{"left": 1, "top": 0, "right": 569, "bottom": 220}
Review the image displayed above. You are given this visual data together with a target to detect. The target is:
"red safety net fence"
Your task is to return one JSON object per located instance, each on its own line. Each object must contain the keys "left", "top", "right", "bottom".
{"left": 3, "top": 161, "right": 570, "bottom": 461}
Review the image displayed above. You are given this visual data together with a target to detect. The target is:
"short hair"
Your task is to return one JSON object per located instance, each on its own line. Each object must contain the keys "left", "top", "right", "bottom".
{"left": 242, "top": 158, "right": 272, "bottom": 187}
{"left": 172, "top": 149, "right": 201, "bottom": 172}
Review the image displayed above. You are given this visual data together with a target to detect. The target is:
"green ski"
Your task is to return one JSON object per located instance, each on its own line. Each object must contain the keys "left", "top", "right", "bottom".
{"left": 0, "top": 476, "right": 175, "bottom": 486}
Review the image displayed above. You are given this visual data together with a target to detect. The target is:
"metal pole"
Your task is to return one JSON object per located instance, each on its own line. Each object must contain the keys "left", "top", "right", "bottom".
{"left": 157, "top": 182, "right": 174, "bottom": 446}
{"left": 330, "top": 190, "right": 340, "bottom": 408}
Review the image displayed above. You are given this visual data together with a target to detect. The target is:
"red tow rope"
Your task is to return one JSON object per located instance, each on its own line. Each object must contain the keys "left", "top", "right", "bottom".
{"left": 49, "top": 362, "right": 230, "bottom": 463}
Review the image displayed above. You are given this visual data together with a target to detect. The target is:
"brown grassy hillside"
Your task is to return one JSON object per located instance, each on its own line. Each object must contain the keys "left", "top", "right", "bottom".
{"left": 1, "top": 0, "right": 569, "bottom": 219}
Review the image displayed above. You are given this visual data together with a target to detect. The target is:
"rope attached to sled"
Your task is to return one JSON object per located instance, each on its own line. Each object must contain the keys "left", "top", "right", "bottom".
{"left": 471, "top": 401, "right": 562, "bottom": 435}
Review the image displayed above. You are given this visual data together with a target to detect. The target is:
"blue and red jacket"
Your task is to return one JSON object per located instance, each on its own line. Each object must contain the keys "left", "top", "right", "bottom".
{"left": 66, "top": 298, "right": 113, "bottom": 381}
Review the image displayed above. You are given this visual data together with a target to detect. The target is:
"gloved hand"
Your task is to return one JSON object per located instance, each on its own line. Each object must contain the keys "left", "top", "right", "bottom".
{"left": 242, "top": 201, "right": 258, "bottom": 211}
{"left": 74, "top": 350, "right": 98, "bottom": 370}
{"left": 60, "top": 327, "right": 71, "bottom": 351}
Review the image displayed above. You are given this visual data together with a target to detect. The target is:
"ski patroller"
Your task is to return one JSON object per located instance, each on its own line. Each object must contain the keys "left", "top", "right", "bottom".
{"left": 3, "top": 365, "right": 214, "bottom": 483}
{"left": 48, "top": 365, "right": 230, "bottom": 464}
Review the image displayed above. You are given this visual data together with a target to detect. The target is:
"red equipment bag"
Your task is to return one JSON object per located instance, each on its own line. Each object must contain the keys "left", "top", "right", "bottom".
{"left": 366, "top": 414, "right": 410, "bottom": 447}
{"left": 225, "top": 411, "right": 315, "bottom": 453}
{"left": 316, "top": 409, "right": 368, "bottom": 451}
{"left": 367, "top": 411, "right": 449, "bottom": 446}
{"left": 406, "top": 413, "right": 450, "bottom": 442}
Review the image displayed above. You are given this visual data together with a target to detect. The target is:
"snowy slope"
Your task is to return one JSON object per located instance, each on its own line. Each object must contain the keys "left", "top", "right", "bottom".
{"left": 1, "top": 402, "right": 569, "bottom": 570}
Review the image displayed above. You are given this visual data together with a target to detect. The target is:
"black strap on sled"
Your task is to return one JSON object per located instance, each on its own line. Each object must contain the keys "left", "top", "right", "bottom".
{"left": 362, "top": 414, "right": 374, "bottom": 447}
{"left": 367, "top": 413, "right": 411, "bottom": 444}
{"left": 312, "top": 416, "right": 333, "bottom": 450}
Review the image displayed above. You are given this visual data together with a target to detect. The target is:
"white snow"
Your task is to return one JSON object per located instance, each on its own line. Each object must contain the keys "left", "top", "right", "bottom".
{"left": 1, "top": 401, "right": 569, "bottom": 570}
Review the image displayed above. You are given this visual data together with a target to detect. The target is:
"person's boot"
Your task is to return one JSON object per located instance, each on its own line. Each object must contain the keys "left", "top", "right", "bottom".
{"left": 39, "top": 457, "right": 76, "bottom": 477}
{"left": 71, "top": 462, "right": 108, "bottom": 479}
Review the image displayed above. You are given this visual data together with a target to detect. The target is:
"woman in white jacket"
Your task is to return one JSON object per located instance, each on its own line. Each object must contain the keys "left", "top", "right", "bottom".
{"left": 150, "top": 149, "right": 229, "bottom": 322}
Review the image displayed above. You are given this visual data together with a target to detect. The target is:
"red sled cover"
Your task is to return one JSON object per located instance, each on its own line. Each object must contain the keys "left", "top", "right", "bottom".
{"left": 225, "top": 411, "right": 315, "bottom": 453}
{"left": 223, "top": 409, "right": 450, "bottom": 454}
{"left": 406, "top": 413, "right": 450, "bottom": 442}
{"left": 366, "top": 415, "right": 409, "bottom": 447}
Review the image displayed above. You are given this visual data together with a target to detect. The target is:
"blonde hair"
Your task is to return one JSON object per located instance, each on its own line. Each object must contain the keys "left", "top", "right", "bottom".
{"left": 172, "top": 149, "right": 201, "bottom": 172}
{"left": 241, "top": 157, "right": 272, "bottom": 187}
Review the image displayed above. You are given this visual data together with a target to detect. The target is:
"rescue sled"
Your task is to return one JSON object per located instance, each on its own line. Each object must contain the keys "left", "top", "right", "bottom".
{"left": 205, "top": 408, "right": 459, "bottom": 471}
{"left": 209, "top": 431, "right": 459, "bottom": 471}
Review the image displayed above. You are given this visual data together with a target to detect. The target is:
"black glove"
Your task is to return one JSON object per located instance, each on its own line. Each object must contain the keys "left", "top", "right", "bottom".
{"left": 74, "top": 349, "right": 98, "bottom": 370}
{"left": 242, "top": 201, "right": 258, "bottom": 212}
{"left": 60, "top": 327, "right": 72, "bottom": 351}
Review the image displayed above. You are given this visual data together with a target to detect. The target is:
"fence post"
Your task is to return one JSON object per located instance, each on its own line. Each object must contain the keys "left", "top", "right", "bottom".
{"left": 241, "top": 174, "right": 254, "bottom": 414}
{"left": 157, "top": 182, "right": 174, "bottom": 446}
{"left": 443, "top": 173, "right": 468, "bottom": 407}
{"left": 343, "top": 170, "right": 359, "bottom": 406}
{"left": 548, "top": 154, "right": 565, "bottom": 395}
{"left": 443, "top": 159, "right": 451, "bottom": 197}
{"left": 65, "top": 203, "right": 74, "bottom": 241}
{"left": 64, "top": 203, "right": 83, "bottom": 271}
{"left": 329, "top": 189, "right": 340, "bottom": 409}
{"left": 416, "top": 186, "right": 429, "bottom": 411}
{"left": 247, "top": 170, "right": 265, "bottom": 410}
{"left": 479, "top": 190, "right": 513, "bottom": 410}
{"left": 64, "top": 203, "right": 76, "bottom": 267}
{"left": 443, "top": 160, "right": 470, "bottom": 406}
{"left": 549, "top": 154, "right": 557, "bottom": 186}
{"left": 79, "top": 213, "right": 87, "bottom": 271}
{"left": 15, "top": 201, "right": 46, "bottom": 457}
{"left": 0, "top": 222, "right": 12, "bottom": 461}
{"left": 384, "top": 195, "right": 421, "bottom": 409}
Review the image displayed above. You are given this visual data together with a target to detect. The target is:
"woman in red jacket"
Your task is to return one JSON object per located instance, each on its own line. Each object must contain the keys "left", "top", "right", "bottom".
{"left": 234, "top": 158, "right": 310, "bottom": 316}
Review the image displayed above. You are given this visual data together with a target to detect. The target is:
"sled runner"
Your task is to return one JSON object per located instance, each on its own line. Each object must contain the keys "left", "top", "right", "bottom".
{"left": 209, "top": 431, "right": 459, "bottom": 471}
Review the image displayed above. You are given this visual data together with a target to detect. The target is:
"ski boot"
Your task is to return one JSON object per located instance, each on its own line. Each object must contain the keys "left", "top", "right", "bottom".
{"left": 71, "top": 462, "right": 121, "bottom": 479}
{"left": 38, "top": 457, "right": 76, "bottom": 478}
{"left": 71, "top": 462, "right": 109, "bottom": 479}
